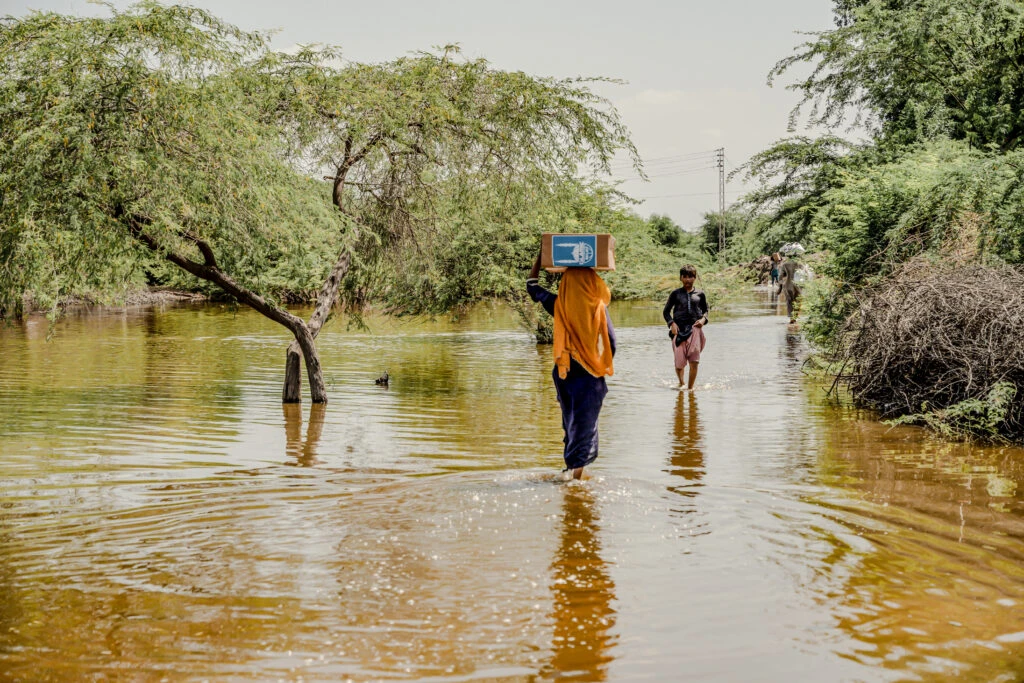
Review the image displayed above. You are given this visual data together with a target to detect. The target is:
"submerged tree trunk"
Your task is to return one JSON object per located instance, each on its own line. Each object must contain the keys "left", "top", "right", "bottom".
{"left": 293, "top": 323, "right": 327, "bottom": 403}
{"left": 281, "top": 326, "right": 327, "bottom": 403}
{"left": 281, "top": 248, "right": 353, "bottom": 402}
{"left": 282, "top": 340, "right": 303, "bottom": 403}
{"left": 126, "top": 211, "right": 335, "bottom": 404}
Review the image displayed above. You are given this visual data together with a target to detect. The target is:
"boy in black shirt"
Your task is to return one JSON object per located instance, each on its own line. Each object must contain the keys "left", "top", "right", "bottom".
{"left": 662, "top": 265, "right": 709, "bottom": 390}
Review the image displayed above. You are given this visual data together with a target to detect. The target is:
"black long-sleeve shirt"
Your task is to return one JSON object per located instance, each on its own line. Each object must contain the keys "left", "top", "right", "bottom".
{"left": 662, "top": 287, "right": 708, "bottom": 341}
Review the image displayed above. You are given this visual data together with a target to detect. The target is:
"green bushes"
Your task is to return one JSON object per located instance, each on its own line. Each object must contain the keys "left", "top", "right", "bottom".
{"left": 743, "top": 0, "right": 1024, "bottom": 441}
{"left": 374, "top": 178, "right": 706, "bottom": 318}
{"left": 887, "top": 382, "right": 1018, "bottom": 443}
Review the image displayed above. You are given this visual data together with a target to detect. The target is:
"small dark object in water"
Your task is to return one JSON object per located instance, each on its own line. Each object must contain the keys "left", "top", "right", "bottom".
{"left": 375, "top": 371, "right": 389, "bottom": 386}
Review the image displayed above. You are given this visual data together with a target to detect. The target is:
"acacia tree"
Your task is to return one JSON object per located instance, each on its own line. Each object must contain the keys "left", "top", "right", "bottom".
{"left": 0, "top": 3, "right": 346, "bottom": 401}
{"left": 254, "top": 45, "right": 639, "bottom": 401}
{"left": 742, "top": 0, "right": 1024, "bottom": 251}
{"left": 0, "top": 4, "right": 638, "bottom": 403}
{"left": 772, "top": 0, "right": 1024, "bottom": 150}
{"left": 738, "top": 135, "right": 863, "bottom": 248}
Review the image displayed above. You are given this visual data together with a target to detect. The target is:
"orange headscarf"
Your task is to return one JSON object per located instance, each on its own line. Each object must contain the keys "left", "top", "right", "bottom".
{"left": 553, "top": 268, "right": 614, "bottom": 379}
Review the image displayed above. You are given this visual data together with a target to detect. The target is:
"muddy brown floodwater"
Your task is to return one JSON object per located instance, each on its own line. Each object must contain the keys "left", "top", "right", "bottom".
{"left": 0, "top": 293, "right": 1022, "bottom": 681}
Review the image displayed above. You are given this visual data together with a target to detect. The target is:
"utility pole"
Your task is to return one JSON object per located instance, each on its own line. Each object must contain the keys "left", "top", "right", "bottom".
{"left": 715, "top": 147, "right": 726, "bottom": 254}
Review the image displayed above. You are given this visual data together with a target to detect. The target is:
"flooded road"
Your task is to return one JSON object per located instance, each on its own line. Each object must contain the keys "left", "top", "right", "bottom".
{"left": 0, "top": 294, "right": 1022, "bottom": 681}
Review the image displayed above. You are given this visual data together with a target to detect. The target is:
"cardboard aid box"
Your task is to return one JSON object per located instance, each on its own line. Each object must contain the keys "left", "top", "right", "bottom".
{"left": 541, "top": 233, "right": 616, "bottom": 272}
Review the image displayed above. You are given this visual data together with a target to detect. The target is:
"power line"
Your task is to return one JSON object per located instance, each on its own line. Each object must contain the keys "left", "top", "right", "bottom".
{"left": 628, "top": 161, "right": 720, "bottom": 173}
{"left": 636, "top": 191, "right": 714, "bottom": 199}
{"left": 630, "top": 149, "right": 719, "bottom": 164}
{"left": 610, "top": 146, "right": 739, "bottom": 211}
{"left": 635, "top": 190, "right": 743, "bottom": 199}
{"left": 618, "top": 160, "right": 718, "bottom": 172}
{"left": 607, "top": 149, "right": 718, "bottom": 171}
{"left": 614, "top": 162, "right": 718, "bottom": 178}
{"left": 630, "top": 153, "right": 718, "bottom": 167}
{"left": 619, "top": 165, "right": 718, "bottom": 180}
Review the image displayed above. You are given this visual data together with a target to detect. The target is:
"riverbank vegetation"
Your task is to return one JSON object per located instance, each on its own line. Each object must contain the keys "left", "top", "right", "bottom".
{"left": 742, "top": 0, "right": 1024, "bottom": 441}
{"left": 0, "top": 2, "right": 644, "bottom": 403}
{"left": 833, "top": 261, "right": 1024, "bottom": 441}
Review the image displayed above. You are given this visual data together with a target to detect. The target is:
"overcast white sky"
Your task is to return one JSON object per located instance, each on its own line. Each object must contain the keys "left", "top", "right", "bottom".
{"left": 3, "top": 0, "right": 836, "bottom": 229}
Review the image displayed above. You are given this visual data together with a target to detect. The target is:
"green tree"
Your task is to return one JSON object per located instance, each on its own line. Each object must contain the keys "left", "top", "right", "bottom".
{"left": 647, "top": 214, "right": 683, "bottom": 247}
{"left": 695, "top": 208, "right": 755, "bottom": 257}
{"left": 0, "top": 3, "right": 345, "bottom": 402}
{"left": 815, "top": 139, "right": 1024, "bottom": 282}
{"left": 772, "top": 0, "right": 1024, "bottom": 150}
{"left": 743, "top": 0, "right": 1024, "bottom": 270}
{"left": 0, "top": 4, "right": 639, "bottom": 403}
{"left": 244, "top": 44, "right": 639, "bottom": 400}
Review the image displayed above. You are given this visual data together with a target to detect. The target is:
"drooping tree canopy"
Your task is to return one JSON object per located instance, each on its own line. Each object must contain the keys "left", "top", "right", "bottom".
{"left": 745, "top": 0, "right": 1024, "bottom": 265}
{"left": 738, "top": 135, "right": 862, "bottom": 250}
{"left": 249, "top": 43, "right": 640, "bottom": 313}
{"left": 0, "top": 2, "right": 644, "bottom": 402}
{"left": 772, "top": 0, "right": 1024, "bottom": 150}
{"left": 0, "top": 2, "right": 345, "bottom": 319}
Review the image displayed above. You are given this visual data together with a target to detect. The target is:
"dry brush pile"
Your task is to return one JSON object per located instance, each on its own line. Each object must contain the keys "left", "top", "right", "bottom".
{"left": 833, "top": 261, "right": 1024, "bottom": 441}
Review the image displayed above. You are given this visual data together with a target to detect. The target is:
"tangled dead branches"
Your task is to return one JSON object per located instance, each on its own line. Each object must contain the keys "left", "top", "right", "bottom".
{"left": 833, "top": 260, "right": 1024, "bottom": 441}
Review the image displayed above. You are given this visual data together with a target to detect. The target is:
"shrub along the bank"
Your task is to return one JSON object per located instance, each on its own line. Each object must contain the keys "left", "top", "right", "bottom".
{"left": 831, "top": 260, "right": 1024, "bottom": 442}
{"left": 736, "top": 0, "right": 1024, "bottom": 442}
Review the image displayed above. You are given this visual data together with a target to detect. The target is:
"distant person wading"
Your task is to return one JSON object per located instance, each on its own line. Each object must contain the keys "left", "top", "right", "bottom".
{"left": 776, "top": 258, "right": 800, "bottom": 323}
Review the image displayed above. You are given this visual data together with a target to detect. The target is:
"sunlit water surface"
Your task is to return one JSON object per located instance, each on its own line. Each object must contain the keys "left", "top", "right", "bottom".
{"left": 1, "top": 294, "right": 1022, "bottom": 681}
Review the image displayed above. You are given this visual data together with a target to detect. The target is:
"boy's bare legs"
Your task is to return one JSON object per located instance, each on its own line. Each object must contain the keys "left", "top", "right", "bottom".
{"left": 571, "top": 467, "right": 584, "bottom": 480}
{"left": 686, "top": 361, "right": 699, "bottom": 390}
{"left": 671, "top": 322, "right": 683, "bottom": 387}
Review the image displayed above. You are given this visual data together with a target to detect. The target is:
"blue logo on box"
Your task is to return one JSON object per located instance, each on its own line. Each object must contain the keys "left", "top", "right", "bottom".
{"left": 552, "top": 235, "right": 597, "bottom": 267}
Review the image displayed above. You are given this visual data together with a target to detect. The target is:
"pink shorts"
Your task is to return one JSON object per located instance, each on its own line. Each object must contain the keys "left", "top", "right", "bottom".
{"left": 673, "top": 326, "right": 706, "bottom": 368}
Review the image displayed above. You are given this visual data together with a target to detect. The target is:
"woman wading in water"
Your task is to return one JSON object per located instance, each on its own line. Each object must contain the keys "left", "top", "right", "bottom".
{"left": 527, "top": 250, "right": 616, "bottom": 479}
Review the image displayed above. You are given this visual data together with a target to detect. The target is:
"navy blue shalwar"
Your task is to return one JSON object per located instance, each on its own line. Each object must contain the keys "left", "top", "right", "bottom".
{"left": 528, "top": 279, "right": 617, "bottom": 471}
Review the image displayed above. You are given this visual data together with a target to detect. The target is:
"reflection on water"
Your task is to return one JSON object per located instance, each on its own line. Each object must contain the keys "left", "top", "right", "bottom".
{"left": 804, "top": 410, "right": 1024, "bottom": 679}
{"left": 0, "top": 297, "right": 1022, "bottom": 681}
{"left": 781, "top": 324, "right": 806, "bottom": 372}
{"left": 545, "top": 484, "right": 616, "bottom": 680}
{"left": 284, "top": 402, "right": 326, "bottom": 466}
{"left": 666, "top": 392, "right": 707, "bottom": 532}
